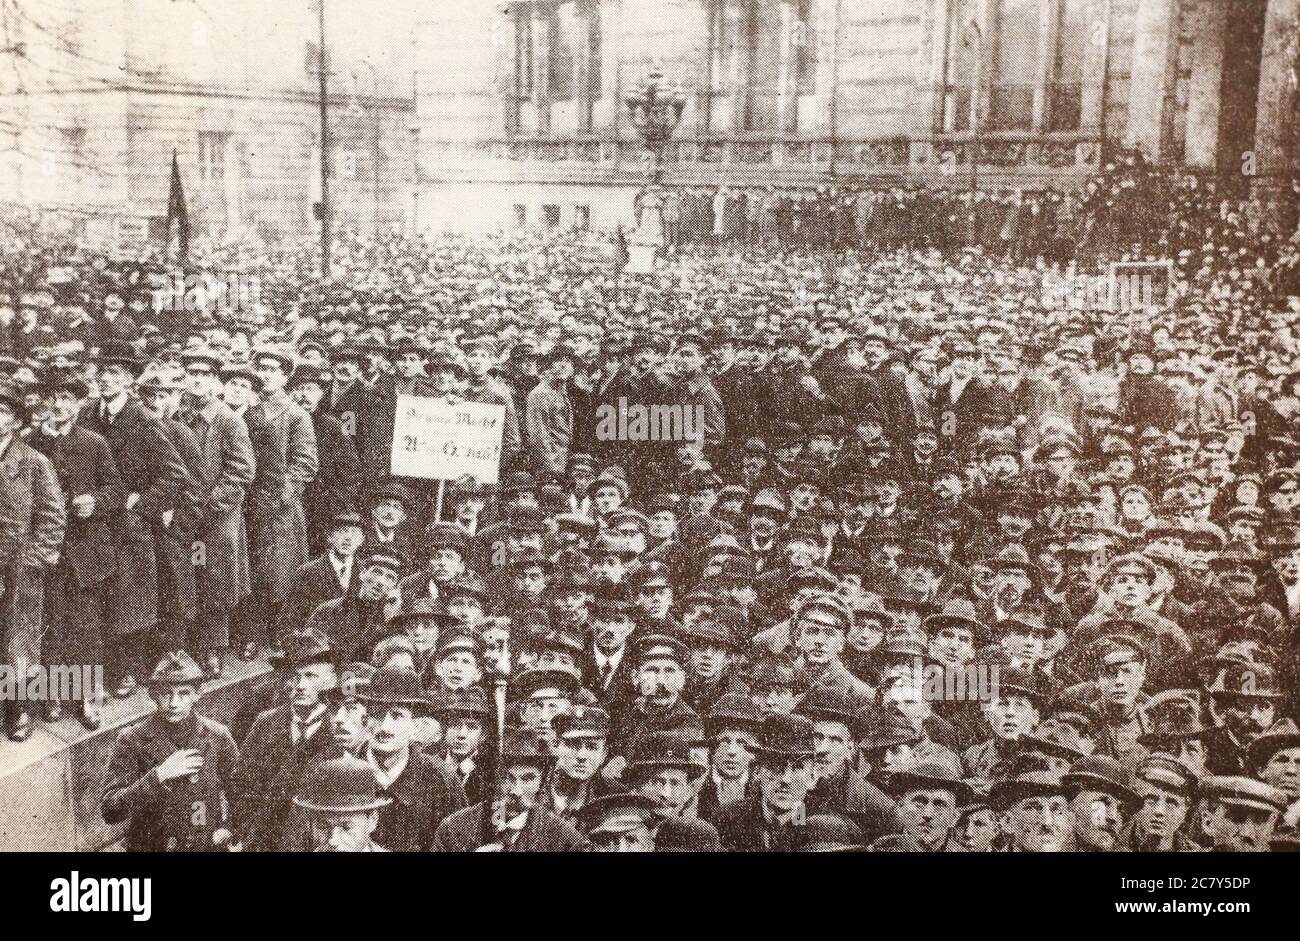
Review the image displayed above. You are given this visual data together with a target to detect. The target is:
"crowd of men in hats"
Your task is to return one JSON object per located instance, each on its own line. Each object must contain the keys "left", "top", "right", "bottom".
{"left": 0, "top": 218, "right": 1298, "bottom": 851}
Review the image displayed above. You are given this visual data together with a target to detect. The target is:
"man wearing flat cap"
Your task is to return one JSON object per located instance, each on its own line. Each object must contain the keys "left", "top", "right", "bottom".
{"left": 1200, "top": 775, "right": 1287, "bottom": 851}
{"left": 276, "top": 508, "right": 365, "bottom": 638}
{"left": 288, "top": 365, "right": 363, "bottom": 555}
{"left": 790, "top": 592, "right": 873, "bottom": 704}
{"left": 545, "top": 704, "right": 611, "bottom": 827}
{"left": 304, "top": 545, "right": 405, "bottom": 662}
{"left": 433, "top": 726, "right": 586, "bottom": 852}
{"left": 578, "top": 792, "right": 662, "bottom": 852}
{"left": 179, "top": 346, "right": 258, "bottom": 664}
{"left": 430, "top": 686, "right": 495, "bottom": 805}
{"left": 1124, "top": 754, "right": 1201, "bottom": 851}
{"left": 715, "top": 712, "right": 824, "bottom": 851}
{"left": 102, "top": 651, "right": 239, "bottom": 852}
{"left": 243, "top": 345, "right": 319, "bottom": 657}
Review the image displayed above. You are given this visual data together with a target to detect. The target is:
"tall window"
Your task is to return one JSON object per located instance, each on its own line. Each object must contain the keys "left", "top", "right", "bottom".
{"left": 548, "top": 2, "right": 577, "bottom": 101}
{"left": 988, "top": 0, "right": 1039, "bottom": 131}
{"left": 198, "top": 132, "right": 228, "bottom": 184}
{"left": 710, "top": 0, "right": 743, "bottom": 96}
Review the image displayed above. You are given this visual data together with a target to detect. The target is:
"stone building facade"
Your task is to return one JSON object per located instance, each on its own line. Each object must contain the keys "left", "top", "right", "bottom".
{"left": 413, "top": 0, "right": 1300, "bottom": 234}
{"left": 0, "top": 0, "right": 417, "bottom": 246}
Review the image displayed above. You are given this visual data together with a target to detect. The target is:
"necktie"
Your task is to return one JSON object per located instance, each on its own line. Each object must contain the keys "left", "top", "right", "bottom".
{"left": 600, "top": 660, "right": 613, "bottom": 689}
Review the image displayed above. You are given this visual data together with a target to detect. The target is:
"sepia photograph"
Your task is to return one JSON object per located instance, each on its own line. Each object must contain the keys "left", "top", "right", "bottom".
{"left": 0, "top": 0, "right": 1296, "bottom": 915}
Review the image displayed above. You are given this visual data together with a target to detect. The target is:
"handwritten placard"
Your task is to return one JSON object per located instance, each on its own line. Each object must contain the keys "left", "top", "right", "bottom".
{"left": 391, "top": 395, "right": 505, "bottom": 483}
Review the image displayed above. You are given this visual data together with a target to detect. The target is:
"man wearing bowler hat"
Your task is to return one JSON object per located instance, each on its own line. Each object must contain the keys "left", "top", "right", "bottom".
{"left": 431, "top": 686, "right": 496, "bottom": 805}
{"left": 102, "top": 651, "right": 239, "bottom": 852}
{"left": 433, "top": 726, "right": 586, "bottom": 852}
{"left": 359, "top": 666, "right": 467, "bottom": 851}
{"left": 293, "top": 754, "right": 392, "bottom": 852}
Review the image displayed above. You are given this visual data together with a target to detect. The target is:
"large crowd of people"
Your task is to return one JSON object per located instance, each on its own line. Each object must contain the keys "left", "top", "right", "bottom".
{"left": 1, "top": 181, "right": 1299, "bottom": 852}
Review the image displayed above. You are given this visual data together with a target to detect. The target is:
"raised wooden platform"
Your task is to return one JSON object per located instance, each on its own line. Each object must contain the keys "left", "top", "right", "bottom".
{"left": 0, "top": 659, "right": 271, "bottom": 852}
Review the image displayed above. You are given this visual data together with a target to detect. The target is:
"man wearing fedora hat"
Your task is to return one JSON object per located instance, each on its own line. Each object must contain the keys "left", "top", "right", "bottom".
{"left": 277, "top": 508, "right": 366, "bottom": 638}
{"left": 872, "top": 756, "right": 971, "bottom": 851}
{"left": 304, "top": 545, "right": 406, "bottom": 663}
{"left": 29, "top": 368, "right": 120, "bottom": 729}
{"left": 1250, "top": 718, "right": 1300, "bottom": 808}
{"left": 81, "top": 343, "right": 192, "bottom": 700}
{"left": 232, "top": 629, "right": 338, "bottom": 836}
{"left": 1062, "top": 754, "right": 1140, "bottom": 851}
{"left": 293, "top": 754, "right": 392, "bottom": 852}
{"left": 358, "top": 667, "right": 466, "bottom": 852}
{"left": 990, "top": 753, "right": 1074, "bottom": 852}
{"left": 178, "top": 346, "right": 258, "bottom": 663}
{"left": 433, "top": 726, "right": 585, "bottom": 852}
{"left": 1203, "top": 660, "right": 1286, "bottom": 774}
{"left": 798, "top": 686, "right": 902, "bottom": 843}
{"left": 101, "top": 651, "right": 239, "bottom": 852}
{"left": 715, "top": 713, "right": 823, "bottom": 851}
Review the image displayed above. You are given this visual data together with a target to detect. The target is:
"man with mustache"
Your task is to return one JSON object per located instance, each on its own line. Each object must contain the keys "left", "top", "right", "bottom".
{"left": 1061, "top": 754, "right": 1140, "bottom": 851}
{"left": 871, "top": 757, "right": 970, "bottom": 851}
{"left": 607, "top": 633, "right": 699, "bottom": 768}
{"left": 360, "top": 667, "right": 467, "bottom": 852}
{"left": 432, "top": 726, "right": 585, "bottom": 852}
{"left": 1200, "top": 775, "right": 1287, "bottom": 852}
{"left": 990, "top": 753, "right": 1074, "bottom": 852}
{"left": 1203, "top": 662, "right": 1286, "bottom": 775}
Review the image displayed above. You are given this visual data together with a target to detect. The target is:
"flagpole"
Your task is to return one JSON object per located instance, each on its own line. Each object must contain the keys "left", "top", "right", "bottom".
{"left": 318, "top": 0, "right": 332, "bottom": 279}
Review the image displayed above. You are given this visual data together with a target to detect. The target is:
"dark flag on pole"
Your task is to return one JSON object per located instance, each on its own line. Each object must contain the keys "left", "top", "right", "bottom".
{"left": 165, "top": 149, "right": 190, "bottom": 261}
{"left": 614, "top": 225, "right": 629, "bottom": 271}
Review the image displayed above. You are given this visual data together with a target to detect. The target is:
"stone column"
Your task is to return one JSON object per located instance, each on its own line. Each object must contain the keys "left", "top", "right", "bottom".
{"left": 928, "top": 0, "right": 951, "bottom": 134}
{"left": 575, "top": 0, "right": 593, "bottom": 132}
{"left": 1124, "top": 0, "right": 1177, "bottom": 157}
{"left": 1078, "top": 0, "right": 1110, "bottom": 134}
{"left": 502, "top": 5, "right": 521, "bottom": 134}
{"left": 1033, "top": 0, "right": 1061, "bottom": 132}
{"left": 734, "top": 0, "right": 754, "bottom": 133}
{"left": 1255, "top": 0, "right": 1299, "bottom": 183}
{"left": 1183, "top": 0, "right": 1227, "bottom": 169}
{"left": 534, "top": 1, "right": 552, "bottom": 135}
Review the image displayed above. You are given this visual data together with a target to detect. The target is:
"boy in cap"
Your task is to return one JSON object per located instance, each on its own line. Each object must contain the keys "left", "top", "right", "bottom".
{"left": 431, "top": 686, "right": 495, "bottom": 804}
{"left": 1125, "top": 754, "right": 1199, "bottom": 851}
{"left": 101, "top": 651, "right": 239, "bottom": 851}
{"left": 578, "top": 793, "right": 661, "bottom": 852}
{"left": 698, "top": 692, "right": 763, "bottom": 824}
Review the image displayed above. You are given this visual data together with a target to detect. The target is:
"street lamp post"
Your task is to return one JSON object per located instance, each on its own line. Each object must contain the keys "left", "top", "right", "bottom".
{"left": 624, "top": 67, "right": 687, "bottom": 259}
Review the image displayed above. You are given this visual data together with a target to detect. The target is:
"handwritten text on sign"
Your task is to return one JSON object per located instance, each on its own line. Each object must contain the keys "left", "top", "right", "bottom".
{"left": 390, "top": 395, "right": 505, "bottom": 483}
